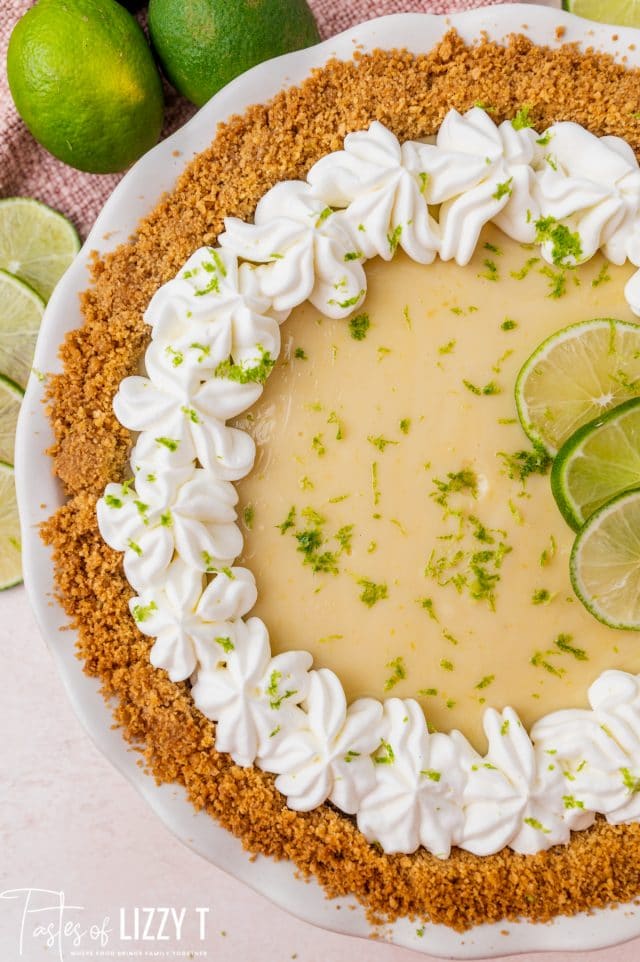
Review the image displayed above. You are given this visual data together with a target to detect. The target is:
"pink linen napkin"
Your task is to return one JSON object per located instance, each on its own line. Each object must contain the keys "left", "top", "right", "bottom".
{"left": 0, "top": 0, "right": 511, "bottom": 240}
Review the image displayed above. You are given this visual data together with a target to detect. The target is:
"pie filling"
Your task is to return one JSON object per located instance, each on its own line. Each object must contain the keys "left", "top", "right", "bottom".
{"left": 234, "top": 226, "right": 640, "bottom": 749}
{"left": 94, "top": 106, "right": 640, "bottom": 859}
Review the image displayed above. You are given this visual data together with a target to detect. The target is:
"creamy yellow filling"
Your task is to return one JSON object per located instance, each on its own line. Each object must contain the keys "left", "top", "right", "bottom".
{"left": 233, "top": 225, "right": 640, "bottom": 749}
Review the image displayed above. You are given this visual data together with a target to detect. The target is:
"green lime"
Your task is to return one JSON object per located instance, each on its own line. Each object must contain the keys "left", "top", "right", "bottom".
{"left": 0, "top": 462, "right": 22, "bottom": 591}
{"left": 552, "top": 398, "right": 640, "bottom": 531}
{"left": 148, "top": 0, "right": 320, "bottom": 107}
{"left": 515, "top": 318, "right": 640, "bottom": 456}
{"left": 570, "top": 488, "right": 640, "bottom": 629}
{"left": 0, "top": 269, "right": 45, "bottom": 389}
{"left": 0, "top": 198, "right": 79, "bottom": 303}
{"left": 563, "top": 0, "right": 640, "bottom": 26}
{"left": 0, "top": 375, "right": 24, "bottom": 466}
{"left": 7, "top": 0, "right": 164, "bottom": 174}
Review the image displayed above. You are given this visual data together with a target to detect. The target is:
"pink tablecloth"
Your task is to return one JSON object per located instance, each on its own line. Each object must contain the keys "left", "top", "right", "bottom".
{"left": 0, "top": 0, "right": 510, "bottom": 240}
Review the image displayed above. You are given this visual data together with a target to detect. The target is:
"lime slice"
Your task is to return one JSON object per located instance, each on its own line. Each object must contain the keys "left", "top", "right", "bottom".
{"left": 552, "top": 398, "right": 640, "bottom": 531}
{"left": 563, "top": 0, "right": 640, "bottom": 26}
{"left": 0, "top": 269, "right": 45, "bottom": 389}
{"left": 571, "top": 488, "right": 640, "bottom": 629}
{"left": 0, "top": 197, "right": 80, "bottom": 302}
{"left": 0, "top": 461, "right": 22, "bottom": 590}
{"left": 515, "top": 318, "right": 640, "bottom": 456}
{"left": 0, "top": 374, "right": 24, "bottom": 465}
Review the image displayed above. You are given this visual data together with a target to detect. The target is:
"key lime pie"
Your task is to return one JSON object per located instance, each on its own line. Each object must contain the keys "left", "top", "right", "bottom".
{"left": 43, "top": 32, "right": 640, "bottom": 930}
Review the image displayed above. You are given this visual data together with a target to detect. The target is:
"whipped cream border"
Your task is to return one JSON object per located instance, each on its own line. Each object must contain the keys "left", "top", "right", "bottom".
{"left": 97, "top": 107, "right": 640, "bottom": 858}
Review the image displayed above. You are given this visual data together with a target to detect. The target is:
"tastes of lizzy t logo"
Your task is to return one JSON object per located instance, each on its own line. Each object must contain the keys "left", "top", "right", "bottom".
{"left": 0, "top": 889, "right": 108, "bottom": 961}
{"left": 0, "top": 888, "right": 210, "bottom": 960}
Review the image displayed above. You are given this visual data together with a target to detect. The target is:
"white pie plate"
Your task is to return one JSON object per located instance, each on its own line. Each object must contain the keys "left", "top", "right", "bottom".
{"left": 15, "top": 5, "right": 640, "bottom": 957}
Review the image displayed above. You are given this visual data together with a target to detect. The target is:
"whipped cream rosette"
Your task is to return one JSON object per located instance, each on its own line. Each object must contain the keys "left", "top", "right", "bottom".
{"left": 191, "top": 616, "right": 313, "bottom": 768}
{"left": 429, "top": 107, "right": 542, "bottom": 260}
{"left": 357, "top": 698, "right": 465, "bottom": 858}
{"left": 532, "top": 670, "right": 640, "bottom": 824}
{"left": 307, "top": 120, "right": 440, "bottom": 264}
{"left": 114, "top": 367, "right": 258, "bottom": 479}
{"left": 626, "top": 265, "right": 640, "bottom": 315}
{"left": 145, "top": 246, "right": 282, "bottom": 369}
{"left": 534, "top": 123, "right": 640, "bottom": 266}
{"left": 220, "top": 180, "right": 367, "bottom": 319}
{"left": 262, "top": 668, "right": 383, "bottom": 814}
{"left": 97, "top": 105, "right": 640, "bottom": 858}
{"left": 456, "top": 707, "right": 593, "bottom": 857}
{"left": 532, "top": 122, "right": 640, "bottom": 312}
{"left": 129, "top": 561, "right": 257, "bottom": 683}
{"left": 97, "top": 465, "right": 242, "bottom": 590}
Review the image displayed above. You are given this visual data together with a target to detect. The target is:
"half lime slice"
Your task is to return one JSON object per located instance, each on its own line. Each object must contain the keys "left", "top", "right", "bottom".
{"left": 0, "top": 269, "right": 45, "bottom": 389}
{"left": 571, "top": 488, "right": 640, "bottom": 629}
{"left": 516, "top": 318, "right": 640, "bottom": 456}
{"left": 552, "top": 398, "right": 640, "bottom": 531}
{"left": 0, "top": 461, "right": 22, "bottom": 590}
{"left": 0, "top": 197, "right": 80, "bottom": 302}
{"left": 0, "top": 374, "right": 24, "bottom": 465}
{"left": 563, "top": 0, "right": 640, "bottom": 26}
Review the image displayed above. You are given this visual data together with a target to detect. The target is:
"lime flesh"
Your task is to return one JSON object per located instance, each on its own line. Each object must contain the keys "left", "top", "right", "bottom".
{"left": 0, "top": 461, "right": 22, "bottom": 590}
{"left": 552, "top": 398, "right": 640, "bottom": 531}
{"left": 0, "top": 269, "right": 45, "bottom": 389}
{"left": 516, "top": 318, "right": 640, "bottom": 456}
{"left": 571, "top": 488, "right": 640, "bottom": 629}
{"left": 563, "top": 0, "right": 640, "bottom": 26}
{"left": 0, "top": 374, "right": 24, "bottom": 466}
{"left": 0, "top": 198, "right": 80, "bottom": 302}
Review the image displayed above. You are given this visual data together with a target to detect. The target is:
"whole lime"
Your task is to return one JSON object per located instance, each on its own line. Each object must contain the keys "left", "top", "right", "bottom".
{"left": 148, "top": 0, "right": 320, "bottom": 107}
{"left": 7, "top": 0, "right": 164, "bottom": 174}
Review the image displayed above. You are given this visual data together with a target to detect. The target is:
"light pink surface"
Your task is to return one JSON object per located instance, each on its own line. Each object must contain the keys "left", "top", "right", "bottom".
{"left": 1, "top": 588, "right": 639, "bottom": 961}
